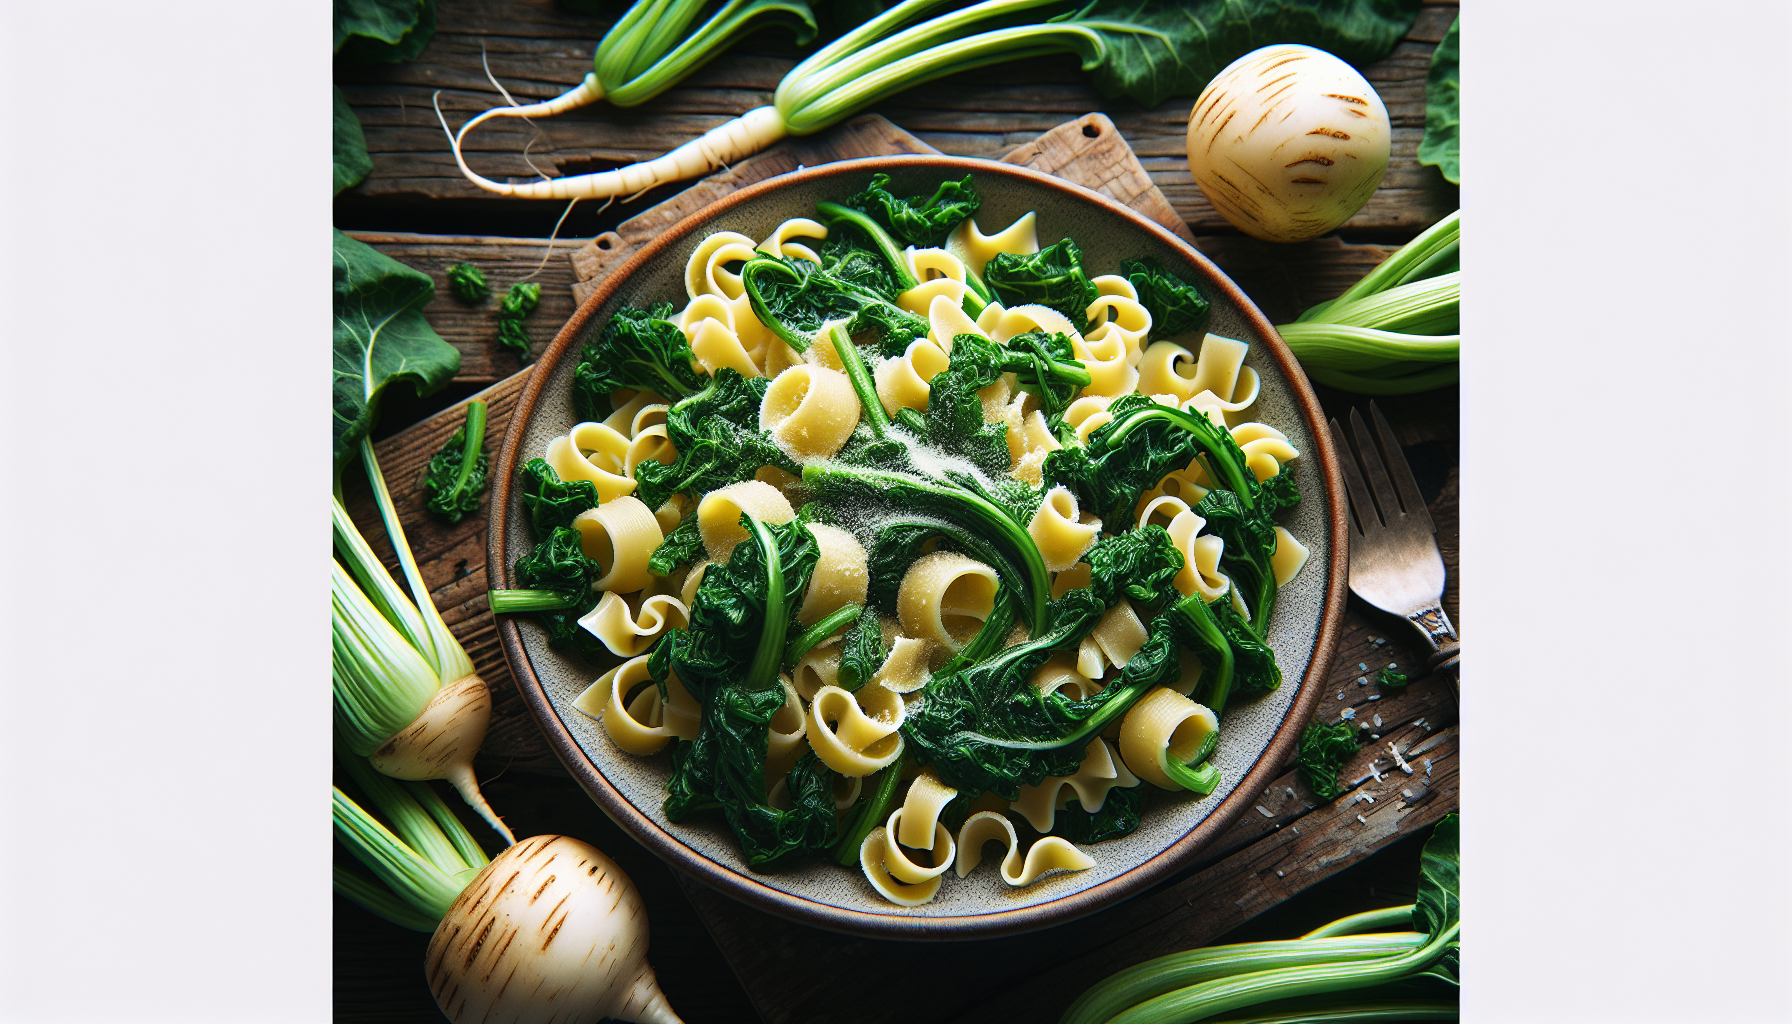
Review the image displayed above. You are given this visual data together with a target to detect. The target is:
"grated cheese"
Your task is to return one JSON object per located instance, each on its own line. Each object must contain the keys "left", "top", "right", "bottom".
{"left": 1256, "top": 805, "right": 1274, "bottom": 818}
{"left": 1340, "top": 707, "right": 1355, "bottom": 720}
{"left": 1368, "top": 761, "right": 1383, "bottom": 782}
{"left": 1355, "top": 814, "right": 1368, "bottom": 825}
{"left": 1423, "top": 758, "right": 1433, "bottom": 778}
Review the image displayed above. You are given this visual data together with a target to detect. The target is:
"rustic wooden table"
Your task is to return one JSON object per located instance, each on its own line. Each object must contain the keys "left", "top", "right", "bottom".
{"left": 334, "top": 3, "right": 1459, "bottom": 1020}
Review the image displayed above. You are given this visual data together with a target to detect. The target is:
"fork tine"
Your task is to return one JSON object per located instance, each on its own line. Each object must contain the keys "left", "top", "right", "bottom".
{"left": 1369, "top": 401, "right": 1435, "bottom": 534}
{"left": 1347, "top": 407, "right": 1407, "bottom": 533}
{"left": 1328, "top": 416, "right": 1381, "bottom": 539}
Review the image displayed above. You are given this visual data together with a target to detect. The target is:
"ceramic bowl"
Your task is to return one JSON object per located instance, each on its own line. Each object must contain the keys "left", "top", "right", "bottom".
{"left": 489, "top": 155, "right": 1348, "bottom": 939}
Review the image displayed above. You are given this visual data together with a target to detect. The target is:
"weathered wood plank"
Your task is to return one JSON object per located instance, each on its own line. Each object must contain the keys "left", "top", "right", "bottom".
{"left": 336, "top": 2, "right": 1459, "bottom": 237}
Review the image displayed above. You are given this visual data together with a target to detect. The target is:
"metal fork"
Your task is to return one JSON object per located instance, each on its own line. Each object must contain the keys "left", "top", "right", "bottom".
{"left": 1328, "top": 403, "right": 1460, "bottom": 680}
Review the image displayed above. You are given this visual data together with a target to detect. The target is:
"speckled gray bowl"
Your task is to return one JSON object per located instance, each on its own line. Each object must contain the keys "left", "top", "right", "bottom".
{"left": 489, "top": 156, "right": 1348, "bottom": 940}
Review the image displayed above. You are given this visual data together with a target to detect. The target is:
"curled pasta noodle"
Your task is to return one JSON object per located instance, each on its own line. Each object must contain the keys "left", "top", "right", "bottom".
{"left": 680, "top": 560, "right": 710, "bottom": 607}
{"left": 761, "top": 364, "right": 860, "bottom": 460}
{"left": 577, "top": 591, "right": 690, "bottom": 657}
{"left": 896, "top": 767, "right": 958, "bottom": 851}
{"left": 1231, "top": 421, "right": 1300, "bottom": 481}
{"left": 832, "top": 774, "right": 862, "bottom": 812}
{"left": 629, "top": 402, "right": 669, "bottom": 436}
{"left": 898, "top": 247, "right": 969, "bottom": 315}
{"left": 807, "top": 683, "right": 904, "bottom": 777}
{"left": 946, "top": 211, "right": 1038, "bottom": 277}
{"left": 1138, "top": 493, "right": 1194, "bottom": 532}
{"left": 1119, "top": 686, "right": 1220, "bottom": 792}
{"left": 1032, "top": 653, "right": 1100, "bottom": 701}
{"left": 624, "top": 424, "right": 677, "bottom": 479}
{"left": 545, "top": 422, "right": 635, "bottom": 503}
{"left": 696, "top": 480, "right": 796, "bottom": 561}
{"left": 688, "top": 317, "right": 761, "bottom": 378}
{"left": 881, "top": 806, "right": 956, "bottom": 885}
{"left": 954, "top": 811, "right": 1095, "bottom": 886}
{"left": 1086, "top": 275, "right": 1152, "bottom": 366}
{"left": 765, "top": 678, "right": 809, "bottom": 785}
{"left": 1011, "top": 738, "right": 1138, "bottom": 832}
{"left": 1271, "top": 526, "right": 1310, "bottom": 587}
{"left": 1071, "top": 329, "right": 1140, "bottom": 399}
{"left": 757, "top": 217, "right": 827, "bottom": 264}
{"left": 926, "top": 292, "right": 984, "bottom": 349}
{"left": 570, "top": 494, "right": 664, "bottom": 593}
{"left": 1064, "top": 395, "right": 1114, "bottom": 445}
{"left": 871, "top": 635, "right": 932, "bottom": 695}
{"left": 873, "top": 338, "right": 949, "bottom": 416}
{"left": 859, "top": 826, "right": 943, "bottom": 906}
{"left": 793, "top": 644, "right": 841, "bottom": 701}
{"left": 1166, "top": 509, "right": 1232, "bottom": 603}
{"left": 652, "top": 495, "right": 688, "bottom": 538}
{"left": 898, "top": 551, "right": 999, "bottom": 651}
{"left": 1089, "top": 599, "right": 1148, "bottom": 670}
{"left": 1028, "top": 486, "right": 1100, "bottom": 572}
{"left": 573, "top": 655, "right": 671, "bottom": 756}
{"left": 684, "top": 230, "right": 758, "bottom": 300}
{"left": 601, "top": 389, "right": 662, "bottom": 435}
{"left": 987, "top": 303, "right": 1080, "bottom": 345}
{"left": 798, "top": 524, "right": 869, "bottom": 626}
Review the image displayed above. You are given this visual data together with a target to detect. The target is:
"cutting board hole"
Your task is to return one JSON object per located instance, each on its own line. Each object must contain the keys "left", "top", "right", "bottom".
{"left": 1082, "top": 123, "right": 1100, "bottom": 138}
{"left": 597, "top": 238, "right": 612, "bottom": 250}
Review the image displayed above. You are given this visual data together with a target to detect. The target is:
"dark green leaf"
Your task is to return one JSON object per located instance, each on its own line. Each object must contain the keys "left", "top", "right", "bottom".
{"left": 634, "top": 369, "right": 797, "bottom": 509}
{"left": 835, "top": 606, "right": 886, "bottom": 691}
{"left": 986, "top": 239, "right": 1098, "bottom": 334}
{"left": 572, "top": 303, "right": 703, "bottom": 416}
{"left": 1377, "top": 666, "right": 1409, "bottom": 687}
{"left": 332, "top": 229, "right": 460, "bottom": 472}
{"left": 649, "top": 516, "right": 705, "bottom": 576}
{"left": 1418, "top": 16, "right": 1460, "bottom": 184}
{"left": 334, "top": 0, "right": 436, "bottom": 62}
{"left": 1060, "top": 0, "right": 1422, "bottom": 109}
{"left": 1295, "top": 719, "right": 1359, "bottom": 801}
{"left": 519, "top": 458, "right": 599, "bottom": 536}
{"left": 445, "top": 263, "right": 490, "bottom": 304}
{"left": 1412, "top": 814, "right": 1460, "bottom": 937}
{"left": 1084, "top": 525, "right": 1184, "bottom": 613}
{"left": 422, "top": 403, "right": 488, "bottom": 523}
{"left": 511, "top": 526, "right": 606, "bottom": 658}
{"left": 913, "top": 369, "right": 1012, "bottom": 476}
{"left": 332, "top": 87, "right": 372, "bottom": 196}
{"left": 741, "top": 252, "right": 926, "bottom": 357}
{"left": 1044, "top": 395, "right": 1260, "bottom": 528}
{"left": 1054, "top": 786, "right": 1143, "bottom": 844}
{"left": 1120, "top": 257, "right": 1209, "bottom": 338}
{"left": 495, "top": 282, "right": 543, "bottom": 361}
{"left": 845, "top": 172, "right": 981, "bottom": 248}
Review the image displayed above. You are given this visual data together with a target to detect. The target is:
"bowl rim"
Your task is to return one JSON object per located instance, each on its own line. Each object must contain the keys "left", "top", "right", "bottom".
{"left": 488, "top": 153, "right": 1349, "bottom": 940}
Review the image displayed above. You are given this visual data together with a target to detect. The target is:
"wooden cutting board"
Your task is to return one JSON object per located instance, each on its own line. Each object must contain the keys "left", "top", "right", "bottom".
{"left": 340, "top": 110, "right": 1460, "bottom": 1023}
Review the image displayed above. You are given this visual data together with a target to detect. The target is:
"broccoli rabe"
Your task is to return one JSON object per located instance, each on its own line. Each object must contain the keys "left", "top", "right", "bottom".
{"left": 445, "top": 262, "right": 490, "bottom": 303}
{"left": 422, "top": 401, "right": 488, "bottom": 523}
{"left": 571, "top": 302, "right": 703, "bottom": 419}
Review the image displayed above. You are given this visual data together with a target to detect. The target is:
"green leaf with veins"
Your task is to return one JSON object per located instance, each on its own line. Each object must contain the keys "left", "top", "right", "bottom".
{"left": 334, "top": 0, "right": 436, "bottom": 61}
{"left": 1121, "top": 257, "right": 1209, "bottom": 338}
{"left": 1412, "top": 814, "right": 1460, "bottom": 937}
{"left": 332, "top": 87, "right": 372, "bottom": 196}
{"left": 1057, "top": 0, "right": 1422, "bottom": 109}
{"left": 332, "top": 229, "right": 460, "bottom": 473}
{"left": 573, "top": 302, "right": 703, "bottom": 417}
{"left": 1417, "top": 16, "right": 1459, "bottom": 184}
{"left": 986, "top": 239, "right": 1099, "bottom": 334}
{"left": 518, "top": 458, "right": 599, "bottom": 537}
{"left": 844, "top": 172, "right": 981, "bottom": 248}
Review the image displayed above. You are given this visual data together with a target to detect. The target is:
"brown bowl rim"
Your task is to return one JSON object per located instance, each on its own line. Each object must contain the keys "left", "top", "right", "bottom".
{"left": 488, "top": 154, "right": 1348, "bottom": 941}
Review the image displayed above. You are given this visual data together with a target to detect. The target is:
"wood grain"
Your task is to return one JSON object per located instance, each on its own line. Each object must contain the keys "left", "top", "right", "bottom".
{"left": 335, "top": 1, "right": 1459, "bottom": 237}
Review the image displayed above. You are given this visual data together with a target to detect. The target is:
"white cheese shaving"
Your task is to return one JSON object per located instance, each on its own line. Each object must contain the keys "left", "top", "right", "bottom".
{"left": 1388, "top": 742, "right": 1415, "bottom": 775}
{"left": 1355, "top": 814, "right": 1368, "bottom": 825}
{"left": 1367, "top": 760, "right": 1383, "bottom": 782}
{"left": 1340, "top": 707, "right": 1355, "bottom": 720}
{"left": 1256, "top": 805, "right": 1274, "bottom": 818}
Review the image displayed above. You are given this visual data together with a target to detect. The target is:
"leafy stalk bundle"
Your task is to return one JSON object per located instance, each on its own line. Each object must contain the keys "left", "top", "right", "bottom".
{"left": 1276, "top": 212, "right": 1460, "bottom": 395}
{"left": 444, "top": 0, "right": 1421, "bottom": 201}
{"left": 1063, "top": 815, "right": 1460, "bottom": 1024}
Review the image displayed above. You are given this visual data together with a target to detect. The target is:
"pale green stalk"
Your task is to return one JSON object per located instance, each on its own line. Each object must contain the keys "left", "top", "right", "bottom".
{"left": 334, "top": 865, "right": 442, "bottom": 932}
{"left": 1299, "top": 213, "right": 1459, "bottom": 322}
{"left": 1277, "top": 325, "right": 1458, "bottom": 371}
{"left": 1301, "top": 905, "right": 1415, "bottom": 940}
{"left": 332, "top": 787, "right": 464, "bottom": 922}
{"left": 333, "top": 496, "right": 429, "bottom": 655}
{"left": 1314, "top": 273, "right": 1458, "bottom": 335}
{"left": 360, "top": 439, "right": 475, "bottom": 683}
{"left": 337, "top": 748, "right": 484, "bottom": 881}
{"left": 332, "top": 561, "right": 440, "bottom": 754}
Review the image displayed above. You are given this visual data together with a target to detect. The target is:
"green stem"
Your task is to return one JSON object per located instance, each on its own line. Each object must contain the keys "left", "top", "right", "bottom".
{"left": 487, "top": 589, "right": 580, "bottom": 613}
{"left": 362, "top": 439, "right": 475, "bottom": 681}
{"left": 448, "top": 401, "right": 487, "bottom": 506}
{"left": 1198, "top": 999, "right": 1459, "bottom": 1024}
{"left": 742, "top": 513, "right": 788, "bottom": 692}
{"left": 828, "top": 324, "right": 891, "bottom": 439}
{"left": 1108, "top": 925, "right": 1461, "bottom": 1024}
{"left": 815, "top": 202, "right": 918, "bottom": 290}
{"left": 1299, "top": 213, "right": 1458, "bottom": 320}
{"left": 784, "top": 603, "right": 862, "bottom": 669}
{"left": 933, "top": 588, "right": 1018, "bottom": 676}
{"left": 1180, "top": 594, "right": 1236, "bottom": 718}
{"left": 1059, "top": 934, "right": 1427, "bottom": 1024}
{"left": 333, "top": 864, "right": 442, "bottom": 933}
{"left": 331, "top": 787, "right": 464, "bottom": 923}
{"left": 830, "top": 753, "right": 909, "bottom": 865}
{"left": 1302, "top": 906, "right": 1416, "bottom": 940}
{"left": 1098, "top": 406, "right": 1256, "bottom": 510}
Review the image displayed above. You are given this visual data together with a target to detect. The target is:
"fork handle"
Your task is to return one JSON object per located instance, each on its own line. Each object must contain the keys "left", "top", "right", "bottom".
{"left": 1407, "top": 603, "right": 1460, "bottom": 682}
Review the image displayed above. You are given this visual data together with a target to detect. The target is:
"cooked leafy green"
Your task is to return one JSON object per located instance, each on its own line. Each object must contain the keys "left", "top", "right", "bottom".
{"left": 573, "top": 302, "right": 703, "bottom": 420}
{"left": 1195, "top": 486, "right": 1282, "bottom": 633}
{"left": 1054, "top": 787, "right": 1143, "bottom": 844}
{"left": 912, "top": 368, "right": 1012, "bottom": 475}
{"left": 1044, "top": 394, "right": 1260, "bottom": 528}
{"left": 844, "top": 172, "right": 980, "bottom": 248}
{"left": 1377, "top": 666, "right": 1409, "bottom": 688}
{"left": 1001, "top": 330, "right": 1090, "bottom": 419}
{"left": 332, "top": 229, "right": 460, "bottom": 472}
{"left": 1084, "top": 525, "right": 1184, "bottom": 614}
{"left": 986, "top": 238, "right": 1098, "bottom": 334}
{"left": 835, "top": 607, "right": 887, "bottom": 691}
{"left": 498, "top": 525, "right": 605, "bottom": 658}
{"left": 334, "top": 0, "right": 436, "bottom": 62}
{"left": 634, "top": 368, "right": 797, "bottom": 509}
{"left": 1417, "top": 16, "right": 1460, "bottom": 185}
{"left": 518, "top": 458, "right": 599, "bottom": 536}
{"left": 495, "top": 282, "right": 543, "bottom": 361}
{"left": 740, "top": 253, "right": 927, "bottom": 357}
{"left": 422, "top": 400, "right": 488, "bottom": 523}
{"left": 445, "top": 263, "right": 490, "bottom": 304}
{"left": 1295, "top": 720, "right": 1359, "bottom": 801}
{"left": 658, "top": 516, "right": 839, "bottom": 869}
{"left": 649, "top": 515, "right": 705, "bottom": 576}
{"left": 332, "top": 86, "right": 372, "bottom": 196}
{"left": 1121, "top": 257, "right": 1209, "bottom": 338}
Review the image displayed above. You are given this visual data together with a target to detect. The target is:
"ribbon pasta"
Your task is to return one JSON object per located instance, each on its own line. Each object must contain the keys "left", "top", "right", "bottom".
{"left": 1011, "top": 738, "right": 1140, "bottom": 832}
{"left": 954, "top": 811, "right": 1095, "bottom": 886}
{"left": 806, "top": 683, "right": 904, "bottom": 777}
{"left": 577, "top": 591, "right": 689, "bottom": 657}
{"left": 898, "top": 551, "right": 999, "bottom": 651}
{"left": 1119, "top": 686, "right": 1220, "bottom": 792}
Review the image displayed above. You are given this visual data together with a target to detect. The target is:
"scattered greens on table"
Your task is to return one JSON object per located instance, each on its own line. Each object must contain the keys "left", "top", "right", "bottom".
{"left": 1276, "top": 211, "right": 1459, "bottom": 395}
{"left": 423, "top": 400, "right": 490, "bottom": 523}
{"left": 1295, "top": 719, "right": 1360, "bottom": 801}
{"left": 446, "top": 262, "right": 490, "bottom": 303}
{"left": 496, "top": 281, "right": 543, "bottom": 361}
{"left": 489, "top": 174, "right": 1303, "bottom": 873}
{"left": 1062, "top": 815, "right": 1459, "bottom": 1024}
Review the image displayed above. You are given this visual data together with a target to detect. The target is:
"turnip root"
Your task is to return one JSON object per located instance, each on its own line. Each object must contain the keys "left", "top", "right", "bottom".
{"left": 427, "top": 835, "right": 682, "bottom": 1024}
{"left": 370, "top": 673, "right": 514, "bottom": 845}
{"left": 1186, "top": 44, "right": 1391, "bottom": 243}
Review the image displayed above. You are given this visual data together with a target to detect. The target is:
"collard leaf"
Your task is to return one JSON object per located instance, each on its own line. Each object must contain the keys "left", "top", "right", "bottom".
{"left": 332, "top": 229, "right": 460, "bottom": 472}
{"left": 334, "top": 0, "right": 437, "bottom": 62}
{"left": 1417, "top": 16, "right": 1460, "bottom": 184}
{"left": 1061, "top": 0, "right": 1423, "bottom": 109}
{"left": 1412, "top": 813, "right": 1460, "bottom": 937}
{"left": 332, "top": 86, "right": 372, "bottom": 196}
